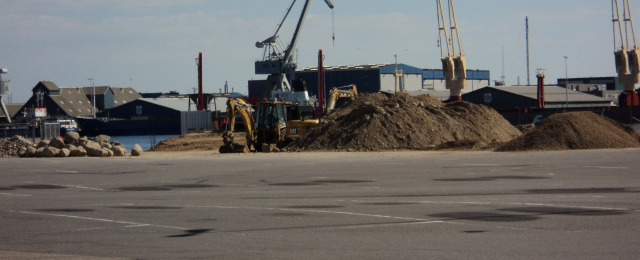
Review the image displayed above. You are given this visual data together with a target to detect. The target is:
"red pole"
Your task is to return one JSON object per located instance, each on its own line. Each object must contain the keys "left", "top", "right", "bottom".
{"left": 318, "top": 49, "right": 324, "bottom": 116}
{"left": 536, "top": 71, "right": 545, "bottom": 109}
{"left": 198, "top": 52, "right": 204, "bottom": 111}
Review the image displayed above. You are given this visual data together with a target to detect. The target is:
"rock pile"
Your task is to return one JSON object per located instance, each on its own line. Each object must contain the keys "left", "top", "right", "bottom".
{"left": 287, "top": 92, "right": 522, "bottom": 152}
{"left": 496, "top": 111, "right": 640, "bottom": 151}
{"left": 0, "top": 136, "right": 34, "bottom": 158}
{"left": 3, "top": 133, "right": 143, "bottom": 158}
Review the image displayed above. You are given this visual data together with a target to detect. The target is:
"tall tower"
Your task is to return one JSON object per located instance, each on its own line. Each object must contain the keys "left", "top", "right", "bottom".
{"left": 526, "top": 17, "right": 531, "bottom": 86}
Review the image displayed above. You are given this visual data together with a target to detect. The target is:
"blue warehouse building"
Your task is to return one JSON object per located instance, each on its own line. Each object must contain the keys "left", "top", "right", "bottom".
{"left": 248, "top": 64, "right": 491, "bottom": 102}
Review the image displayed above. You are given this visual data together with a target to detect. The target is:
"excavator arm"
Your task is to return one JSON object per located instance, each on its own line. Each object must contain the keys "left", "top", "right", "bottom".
{"left": 326, "top": 84, "right": 358, "bottom": 111}
{"left": 220, "top": 98, "right": 256, "bottom": 153}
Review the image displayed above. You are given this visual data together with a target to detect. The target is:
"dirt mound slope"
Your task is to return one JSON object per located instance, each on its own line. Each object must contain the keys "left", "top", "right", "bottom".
{"left": 497, "top": 111, "right": 640, "bottom": 151}
{"left": 287, "top": 92, "right": 521, "bottom": 152}
{"left": 149, "top": 132, "right": 227, "bottom": 152}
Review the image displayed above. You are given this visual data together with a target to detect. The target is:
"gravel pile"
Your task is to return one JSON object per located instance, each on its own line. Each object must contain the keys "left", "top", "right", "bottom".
{"left": 287, "top": 92, "right": 522, "bottom": 152}
{"left": 0, "top": 136, "right": 34, "bottom": 158}
{"left": 496, "top": 111, "right": 640, "bottom": 151}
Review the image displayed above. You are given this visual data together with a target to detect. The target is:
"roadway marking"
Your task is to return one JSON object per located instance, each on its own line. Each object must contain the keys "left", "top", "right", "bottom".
{"left": 583, "top": 166, "right": 630, "bottom": 170}
{"left": 0, "top": 193, "right": 31, "bottom": 197}
{"left": 9, "top": 210, "right": 186, "bottom": 230}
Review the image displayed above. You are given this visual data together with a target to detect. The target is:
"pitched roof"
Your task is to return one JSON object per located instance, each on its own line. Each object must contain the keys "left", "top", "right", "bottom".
{"left": 112, "top": 87, "right": 142, "bottom": 107}
{"left": 487, "top": 86, "right": 612, "bottom": 103}
{"left": 0, "top": 103, "right": 23, "bottom": 118}
{"left": 32, "top": 81, "right": 60, "bottom": 92}
{"left": 82, "top": 86, "right": 111, "bottom": 95}
{"left": 138, "top": 98, "right": 195, "bottom": 112}
{"left": 48, "top": 88, "right": 94, "bottom": 116}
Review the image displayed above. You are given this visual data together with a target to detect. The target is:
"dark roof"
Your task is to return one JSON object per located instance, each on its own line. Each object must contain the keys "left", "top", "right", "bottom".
{"left": 32, "top": 81, "right": 60, "bottom": 92}
{"left": 82, "top": 86, "right": 111, "bottom": 95}
{"left": 0, "top": 103, "right": 24, "bottom": 118}
{"left": 49, "top": 88, "right": 94, "bottom": 116}
{"left": 112, "top": 87, "right": 142, "bottom": 107}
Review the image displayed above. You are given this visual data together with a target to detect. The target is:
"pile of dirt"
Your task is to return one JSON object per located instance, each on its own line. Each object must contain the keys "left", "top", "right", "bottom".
{"left": 287, "top": 92, "right": 522, "bottom": 152}
{"left": 497, "top": 111, "right": 640, "bottom": 151}
{"left": 149, "top": 132, "right": 228, "bottom": 152}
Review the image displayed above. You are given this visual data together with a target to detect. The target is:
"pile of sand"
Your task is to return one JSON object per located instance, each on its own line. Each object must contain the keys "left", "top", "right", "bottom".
{"left": 497, "top": 111, "right": 640, "bottom": 151}
{"left": 149, "top": 132, "right": 227, "bottom": 152}
{"left": 287, "top": 92, "right": 522, "bottom": 152}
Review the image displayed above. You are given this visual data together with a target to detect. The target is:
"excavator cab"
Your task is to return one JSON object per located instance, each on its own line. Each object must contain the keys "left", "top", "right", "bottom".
{"left": 255, "top": 102, "right": 289, "bottom": 147}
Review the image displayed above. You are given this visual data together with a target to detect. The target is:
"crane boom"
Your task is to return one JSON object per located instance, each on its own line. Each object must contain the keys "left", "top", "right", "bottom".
{"left": 436, "top": 0, "right": 466, "bottom": 102}
{"left": 612, "top": 0, "right": 640, "bottom": 106}
{"left": 254, "top": 0, "right": 334, "bottom": 111}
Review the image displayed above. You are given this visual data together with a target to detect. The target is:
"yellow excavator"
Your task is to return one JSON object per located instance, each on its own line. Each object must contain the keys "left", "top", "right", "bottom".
{"left": 220, "top": 98, "right": 318, "bottom": 153}
{"left": 326, "top": 84, "right": 358, "bottom": 112}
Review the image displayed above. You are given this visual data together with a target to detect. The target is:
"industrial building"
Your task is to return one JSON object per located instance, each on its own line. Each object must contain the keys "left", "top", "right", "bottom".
{"left": 13, "top": 81, "right": 142, "bottom": 122}
{"left": 556, "top": 77, "right": 625, "bottom": 104}
{"left": 462, "top": 85, "right": 614, "bottom": 110}
{"left": 248, "top": 64, "right": 490, "bottom": 102}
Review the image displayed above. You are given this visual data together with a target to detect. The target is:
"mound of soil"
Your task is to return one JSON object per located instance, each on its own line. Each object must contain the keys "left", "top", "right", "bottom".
{"left": 496, "top": 111, "right": 640, "bottom": 151}
{"left": 287, "top": 92, "right": 522, "bottom": 152}
{"left": 149, "top": 132, "right": 229, "bottom": 152}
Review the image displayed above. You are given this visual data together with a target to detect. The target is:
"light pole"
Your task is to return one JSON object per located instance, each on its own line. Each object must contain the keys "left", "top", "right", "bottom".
{"left": 564, "top": 56, "right": 568, "bottom": 109}
{"left": 88, "top": 78, "right": 95, "bottom": 118}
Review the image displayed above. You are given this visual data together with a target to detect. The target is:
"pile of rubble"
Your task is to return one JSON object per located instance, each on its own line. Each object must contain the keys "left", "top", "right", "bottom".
{"left": 0, "top": 136, "right": 34, "bottom": 158}
{"left": 287, "top": 92, "right": 522, "bottom": 152}
{"left": 496, "top": 111, "right": 640, "bottom": 151}
{"left": 1, "top": 132, "right": 144, "bottom": 158}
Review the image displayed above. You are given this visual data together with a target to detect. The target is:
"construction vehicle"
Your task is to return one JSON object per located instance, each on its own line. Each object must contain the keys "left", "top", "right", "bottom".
{"left": 612, "top": 0, "right": 640, "bottom": 106}
{"left": 254, "top": 0, "right": 334, "bottom": 117}
{"left": 326, "top": 84, "right": 358, "bottom": 112}
{"left": 220, "top": 98, "right": 319, "bottom": 153}
{"left": 436, "top": 0, "right": 466, "bottom": 102}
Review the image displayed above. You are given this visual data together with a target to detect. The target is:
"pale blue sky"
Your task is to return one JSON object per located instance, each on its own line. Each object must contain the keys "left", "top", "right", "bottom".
{"left": 0, "top": 0, "right": 635, "bottom": 102}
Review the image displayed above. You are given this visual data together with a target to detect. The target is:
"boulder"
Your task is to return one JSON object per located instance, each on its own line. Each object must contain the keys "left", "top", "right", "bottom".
{"left": 101, "top": 142, "right": 113, "bottom": 149}
{"left": 83, "top": 140, "right": 105, "bottom": 157}
{"left": 131, "top": 144, "right": 143, "bottom": 156}
{"left": 49, "top": 137, "right": 66, "bottom": 149}
{"left": 25, "top": 146, "right": 37, "bottom": 157}
{"left": 110, "top": 146, "right": 126, "bottom": 156}
{"left": 57, "top": 148, "right": 71, "bottom": 157}
{"left": 65, "top": 144, "right": 77, "bottom": 150}
{"left": 104, "top": 148, "right": 114, "bottom": 157}
{"left": 94, "top": 134, "right": 110, "bottom": 143}
{"left": 69, "top": 147, "right": 87, "bottom": 157}
{"left": 35, "top": 147, "right": 45, "bottom": 156}
{"left": 41, "top": 147, "right": 60, "bottom": 157}
{"left": 17, "top": 146, "right": 27, "bottom": 157}
{"left": 37, "top": 139, "right": 50, "bottom": 149}
{"left": 63, "top": 132, "right": 80, "bottom": 144}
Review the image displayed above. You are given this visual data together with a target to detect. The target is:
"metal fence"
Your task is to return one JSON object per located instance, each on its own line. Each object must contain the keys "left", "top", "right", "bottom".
{"left": 40, "top": 122, "right": 60, "bottom": 140}
{"left": 180, "top": 111, "right": 212, "bottom": 135}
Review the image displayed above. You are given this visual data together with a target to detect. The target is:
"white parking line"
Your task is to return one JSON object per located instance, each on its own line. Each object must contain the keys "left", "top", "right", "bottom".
{"left": 11, "top": 211, "right": 186, "bottom": 230}
{"left": 0, "top": 193, "right": 31, "bottom": 197}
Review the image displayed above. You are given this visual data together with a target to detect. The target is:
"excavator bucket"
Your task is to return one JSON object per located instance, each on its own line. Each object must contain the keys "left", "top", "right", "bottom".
{"left": 219, "top": 143, "right": 250, "bottom": 153}
{"left": 219, "top": 132, "right": 250, "bottom": 153}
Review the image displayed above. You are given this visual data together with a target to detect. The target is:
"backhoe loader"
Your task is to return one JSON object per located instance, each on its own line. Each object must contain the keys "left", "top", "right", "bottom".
{"left": 219, "top": 98, "right": 318, "bottom": 153}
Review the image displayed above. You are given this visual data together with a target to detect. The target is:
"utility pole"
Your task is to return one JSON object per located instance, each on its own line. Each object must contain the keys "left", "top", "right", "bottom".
{"left": 526, "top": 16, "right": 531, "bottom": 86}
{"left": 564, "top": 56, "right": 569, "bottom": 109}
{"left": 88, "top": 77, "right": 95, "bottom": 118}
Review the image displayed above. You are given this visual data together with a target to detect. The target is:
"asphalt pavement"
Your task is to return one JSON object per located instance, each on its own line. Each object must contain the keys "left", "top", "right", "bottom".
{"left": 1, "top": 149, "right": 639, "bottom": 259}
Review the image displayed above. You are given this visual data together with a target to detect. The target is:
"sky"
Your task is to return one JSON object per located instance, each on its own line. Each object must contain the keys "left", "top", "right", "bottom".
{"left": 0, "top": 0, "right": 637, "bottom": 103}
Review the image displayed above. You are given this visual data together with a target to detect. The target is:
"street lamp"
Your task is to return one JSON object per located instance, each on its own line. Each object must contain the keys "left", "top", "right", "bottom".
{"left": 564, "top": 56, "right": 569, "bottom": 109}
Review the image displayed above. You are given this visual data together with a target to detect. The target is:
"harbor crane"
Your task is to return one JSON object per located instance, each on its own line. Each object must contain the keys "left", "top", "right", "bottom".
{"left": 436, "top": 0, "right": 466, "bottom": 102}
{"left": 612, "top": 0, "right": 640, "bottom": 106}
{"left": 255, "top": 0, "right": 334, "bottom": 110}
{"left": 0, "top": 67, "right": 10, "bottom": 124}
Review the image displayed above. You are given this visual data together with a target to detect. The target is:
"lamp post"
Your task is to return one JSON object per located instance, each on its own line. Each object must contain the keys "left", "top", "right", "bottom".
{"left": 564, "top": 56, "right": 568, "bottom": 109}
{"left": 88, "top": 78, "right": 95, "bottom": 118}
